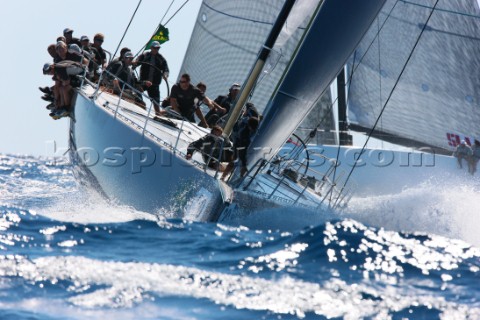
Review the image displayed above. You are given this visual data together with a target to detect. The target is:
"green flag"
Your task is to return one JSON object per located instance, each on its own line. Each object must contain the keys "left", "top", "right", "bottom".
{"left": 146, "top": 24, "right": 169, "bottom": 49}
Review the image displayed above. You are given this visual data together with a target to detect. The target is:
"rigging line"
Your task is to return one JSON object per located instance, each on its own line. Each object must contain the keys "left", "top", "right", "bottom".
{"left": 135, "top": 0, "right": 190, "bottom": 57}
{"left": 345, "top": 0, "right": 400, "bottom": 89}
{"left": 163, "top": 0, "right": 190, "bottom": 26}
{"left": 330, "top": 0, "right": 398, "bottom": 191}
{"left": 329, "top": 49, "right": 360, "bottom": 198}
{"left": 377, "top": 15, "right": 383, "bottom": 146}
{"left": 342, "top": 50, "right": 360, "bottom": 122}
{"left": 300, "top": 54, "right": 359, "bottom": 194}
{"left": 160, "top": 0, "right": 176, "bottom": 25}
{"left": 338, "top": 0, "right": 396, "bottom": 154}
{"left": 400, "top": 0, "right": 480, "bottom": 20}
{"left": 329, "top": 86, "right": 347, "bottom": 203}
{"left": 298, "top": 0, "right": 388, "bottom": 185}
{"left": 304, "top": 53, "right": 353, "bottom": 143}
{"left": 303, "top": 2, "right": 398, "bottom": 147}
{"left": 345, "top": 0, "right": 480, "bottom": 90}
{"left": 112, "top": 0, "right": 143, "bottom": 62}
{"left": 285, "top": 92, "right": 339, "bottom": 170}
{"left": 334, "top": 0, "right": 441, "bottom": 206}
{"left": 288, "top": 0, "right": 389, "bottom": 162}
{"left": 203, "top": 2, "right": 276, "bottom": 26}
{"left": 249, "top": 49, "right": 285, "bottom": 102}
{"left": 329, "top": 127, "right": 342, "bottom": 204}
{"left": 297, "top": 93, "right": 336, "bottom": 148}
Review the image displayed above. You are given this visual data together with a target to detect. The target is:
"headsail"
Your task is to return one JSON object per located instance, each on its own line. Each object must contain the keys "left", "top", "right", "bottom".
{"left": 347, "top": 0, "right": 480, "bottom": 151}
{"left": 179, "top": 0, "right": 284, "bottom": 102}
{"left": 179, "top": 0, "right": 320, "bottom": 112}
{"left": 248, "top": 0, "right": 387, "bottom": 166}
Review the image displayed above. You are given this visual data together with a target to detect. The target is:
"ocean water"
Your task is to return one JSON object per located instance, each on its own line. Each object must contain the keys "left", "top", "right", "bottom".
{"left": 0, "top": 154, "right": 479, "bottom": 320}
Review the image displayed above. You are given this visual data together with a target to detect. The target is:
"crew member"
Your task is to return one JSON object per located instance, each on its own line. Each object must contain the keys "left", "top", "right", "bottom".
{"left": 105, "top": 51, "right": 145, "bottom": 106}
{"left": 204, "top": 83, "right": 241, "bottom": 127}
{"left": 454, "top": 140, "right": 472, "bottom": 170}
{"left": 170, "top": 73, "right": 208, "bottom": 127}
{"left": 470, "top": 140, "right": 480, "bottom": 175}
{"left": 42, "top": 60, "right": 85, "bottom": 118}
{"left": 134, "top": 41, "right": 169, "bottom": 115}
{"left": 221, "top": 116, "right": 259, "bottom": 180}
{"left": 186, "top": 125, "right": 234, "bottom": 172}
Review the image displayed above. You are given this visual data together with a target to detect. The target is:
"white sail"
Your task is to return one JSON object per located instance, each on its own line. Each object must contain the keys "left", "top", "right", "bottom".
{"left": 179, "top": 0, "right": 319, "bottom": 112}
{"left": 248, "top": 0, "right": 387, "bottom": 166}
{"left": 347, "top": 0, "right": 480, "bottom": 150}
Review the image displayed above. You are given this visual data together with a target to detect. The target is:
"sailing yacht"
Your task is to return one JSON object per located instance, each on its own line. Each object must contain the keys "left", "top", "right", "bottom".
{"left": 67, "top": 0, "right": 478, "bottom": 222}
{"left": 180, "top": 0, "right": 480, "bottom": 210}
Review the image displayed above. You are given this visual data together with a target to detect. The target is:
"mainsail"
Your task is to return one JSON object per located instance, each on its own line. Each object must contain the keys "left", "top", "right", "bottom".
{"left": 347, "top": 0, "right": 480, "bottom": 151}
{"left": 248, "top": 0, "right": 387, "bottom": 166}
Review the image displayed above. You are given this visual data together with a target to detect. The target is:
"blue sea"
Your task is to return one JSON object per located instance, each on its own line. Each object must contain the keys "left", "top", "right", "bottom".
{"left": 0, "top": 154, "right": 479, "bottom": 319}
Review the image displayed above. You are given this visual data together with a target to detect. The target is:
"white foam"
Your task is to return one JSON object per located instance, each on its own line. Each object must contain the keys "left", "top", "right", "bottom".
{"left": 0, "top": 155, "right": 158, "bottom": 224}
{"left": 38, "top": 200, "right": 156, "bottom": 224}
{"left": 33, "top": 184, "right": 158, "bottom": 224}
{"left": 0, "top": 255, "right": 477, "bottom": 319}
{"left": 183, "top": 187, "right": 215, "bottom": 222}
{"left": 344, "top": 177, "right": 480, "bottom": 247}
{"left": 0, "top": 155, "right": 73, "bottom": 204}
{"left": 0, "top": 298, "right": 188, "bottom": 320}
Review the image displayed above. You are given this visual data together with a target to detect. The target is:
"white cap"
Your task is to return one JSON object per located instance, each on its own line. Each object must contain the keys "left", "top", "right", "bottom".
{"left": 124, "top": 51, "right": 134, "bottom": 59}
{"left": 68, "top": 44, "right": 82, "bottom": 56}
{"left": 230, "top": 83, "right": 241, "bottom": 91}
{"left": 43, "top": 62, "right": 52, "bottom": 74}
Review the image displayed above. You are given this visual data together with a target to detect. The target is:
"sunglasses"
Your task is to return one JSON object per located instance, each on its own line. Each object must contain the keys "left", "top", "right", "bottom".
{"left": 95, "top": 39, "right": 104, "bottom": 43}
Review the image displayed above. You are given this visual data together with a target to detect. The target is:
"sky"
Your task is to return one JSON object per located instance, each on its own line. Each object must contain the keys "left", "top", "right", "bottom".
{"left": 0, "top": 0, "right": 201, "bottom": 157}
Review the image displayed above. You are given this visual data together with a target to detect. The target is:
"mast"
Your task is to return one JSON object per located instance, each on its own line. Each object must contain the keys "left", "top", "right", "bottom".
{"left": 337, "top": 68, "right": 352, "bottom": 145}
{"left": 223, "top": 0, "right": 297, "bottom": 136}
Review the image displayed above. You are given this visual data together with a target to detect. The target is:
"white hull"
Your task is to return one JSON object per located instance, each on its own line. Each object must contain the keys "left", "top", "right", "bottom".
{"left": 217, "top": 142, "right": 478, "bottom": 222}
{"left": 69, "top": 87, "right": 224, "bottom": 221}
{"left": 68, "top": 86, "right": 477, "bottom": 223}
{"left": 315, "top": 145, "right": 478, "bottom": 197}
